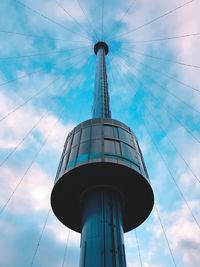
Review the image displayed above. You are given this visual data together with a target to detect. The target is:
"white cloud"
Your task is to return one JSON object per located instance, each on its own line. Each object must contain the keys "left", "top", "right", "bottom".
{"left": 37, "top": 113, "right": 74, "bottom": 150}
{"left": 0, "top": 163, "right": 53, "bottom": 213}
{"left": 46, "top": 217, "right": 80, "bottom": 247}
{"left": 0, "top": 90, "right": 75, "bottom": 151}
{"left": 166, "top": 203, "right": 200, "bottom": 267}
{"left": 166, "top": 126, "right": 200, "bottom": 195}
{"left": 46, "top": 0, "right": 86, "bottom": 22}
{"left": 146, "top": 203, "right": 200, "bottom": 267}
{"left": 0, "top": 91, "right": 40, "bottom": 149}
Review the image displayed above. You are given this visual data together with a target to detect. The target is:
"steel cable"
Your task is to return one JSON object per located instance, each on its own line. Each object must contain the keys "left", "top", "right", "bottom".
{"left": 143, "top": 120, "right": 200, "bottom": 230}
{"left": 54, "top": 0, "right": 93, "bottom": 42}
{"left": 122, "top": 32, "right": 200, "bottom": 44}
{"left": 0, "top": 48, "right": 91, "bottom": 123}
{"left": 110, "top": 0, "right": 195, "bottom": 40}
{"left": 15, "top": 0, "right": 91, "bottom": 42}
{"left": 115, "top": 55, "right": 200, "bottom": 144}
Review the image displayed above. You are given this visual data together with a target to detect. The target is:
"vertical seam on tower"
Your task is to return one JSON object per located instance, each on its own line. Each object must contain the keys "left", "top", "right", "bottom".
{"left": 110, "top": 192, "right": 117, "bottom": 267}
{"left": 103, "top": 191, "right": 106, "bottom": 267}
{"left": 116, "top": 197, "right": 124, "bottom": 266}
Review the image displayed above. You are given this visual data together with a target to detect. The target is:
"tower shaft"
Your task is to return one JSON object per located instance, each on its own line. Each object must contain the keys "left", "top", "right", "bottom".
{"left": 93, "top": 42, "right": 111, "bottom": 118}
{"left": 80, "top": 189, "right": 126, "bottom": 267}
{"left": 80, "top": 42, "right": 125, "bottom": 266}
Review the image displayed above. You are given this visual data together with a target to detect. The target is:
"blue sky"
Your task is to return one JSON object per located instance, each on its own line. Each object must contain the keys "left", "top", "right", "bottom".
{"left": 0, "top": 0, "right": 200, "bottom": 266}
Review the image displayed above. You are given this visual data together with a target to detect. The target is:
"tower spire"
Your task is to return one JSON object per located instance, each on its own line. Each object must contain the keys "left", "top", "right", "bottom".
{"left": 93, "top": 41, "right": 111, "bottom": 118}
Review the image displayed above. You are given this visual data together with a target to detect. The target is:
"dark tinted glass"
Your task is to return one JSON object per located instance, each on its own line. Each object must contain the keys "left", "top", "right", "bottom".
{"left": 61, "top": 154, "right": 68, "bottom": 172}
{"left": 115, "top": 141, "right": 121, "bottom": 155}
{"left": 121, "top": 143, "right": 137, "bottom": 160}
{"left": 104, "top": 125, "right": 114, "bottom": 137}
{"left": 68, "top": 146, "right": 78, "bottom": 162}
{"left": 91, "top": 139, "right": 101, "bottom": 152}
{"left": 76, "top": 154, "right": 88, "bottom": 164}
{"left": 81, "top": 127, "right": 91, "bottom": 142}
{"left": 118, "top": 128, "right": 131, "bottom": 144}
{"left": 104, "top": 139, "right": 115, "bottom": 154}
{"left": 113, "top": 127, "right": 118, "bottom": 138}
{"left": 72, "top": 131, "right": 81, "bottom": 147}
{"left": 92, "top": 125, "right": 101, "bottom": 139}
{"left": 65, "top": 137, "right": 72, "bottom": 154}
{"left": 78, "top": 141, "right": 89, "bottom": 155}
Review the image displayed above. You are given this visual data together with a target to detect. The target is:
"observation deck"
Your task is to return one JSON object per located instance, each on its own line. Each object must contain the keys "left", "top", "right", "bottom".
{"left": 51, "top": 117, "right": 154, "bottom": 233}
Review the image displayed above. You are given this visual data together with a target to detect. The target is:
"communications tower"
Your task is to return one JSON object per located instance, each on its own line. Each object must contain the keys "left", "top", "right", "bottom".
{"left": 51, "top": 41, "right": 154, "bottom": 266}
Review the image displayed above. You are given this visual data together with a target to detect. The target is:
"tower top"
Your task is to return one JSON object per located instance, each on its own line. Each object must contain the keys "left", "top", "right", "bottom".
{"left": 94, "top": 41, "right": 109, "bottom": 55}
{"left": 92, "top": 40, "right": 111, "bottom": 118}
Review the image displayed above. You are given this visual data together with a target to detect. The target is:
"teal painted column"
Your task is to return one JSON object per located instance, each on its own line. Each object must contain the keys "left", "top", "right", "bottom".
{"left": 79, "top": 189, "right": 126, "bottom": 267}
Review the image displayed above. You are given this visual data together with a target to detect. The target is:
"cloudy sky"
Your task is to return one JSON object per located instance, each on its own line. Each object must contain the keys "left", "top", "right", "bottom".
{"left": 0, "top": 0, "right": 200, "bottom": 266}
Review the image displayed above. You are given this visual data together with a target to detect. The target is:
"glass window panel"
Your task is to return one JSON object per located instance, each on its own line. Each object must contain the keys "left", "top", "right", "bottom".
{"left": 78, "top": 141, "right": 89, "bottom": 155}
{"left": 60, "top": 154, "right": 68, "bottom": 173}
{"left": 131, "top": 138, "right": 137, "bottom": 149}
{"left": 67, "top": 160, "right": 75, "bottom": 169}
{"left": 113, "top": 127, "right": 118, "bottom": 138}
{"left": 76, "top": 154, "right": 88, "bottom": 164}
{"left": 91, "top": 139, "right": 101, "bottom": 152}
{"left": 68, "top": 146, "right": 78, "bottom": 162}
{"left": 92, "top": 125, "right": 102, "bottom": 139}
{"left": 81, "top": 127, "right": 91, "bottom": 142}
{"left": 104, "top": 125, "right": 114, "bottom": 137}
{"left": 63, "top": 139, "right": 68, "bottom": 150}
{"left": 65, "top": 137, "right": 72, "bottom": 154}
{"left": 118, "top": 128, "right": 131, "bottom": 144}
{"left": 121, "top": 143, "right": 137, "bottom": 160}
{"left": 104, "top": 155, "right": 117, "bottom": 163}
{"left": 115, "top": 141, "right": 121, "bottom": 155}
{"left": 90, "top": 152, "right": 101, "bottom": 160}
{"left": 72, "top": 131, "right": 81, "bottom": 147}
{"left": 104, "top": 139, "right": 115, "bottom": 154}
